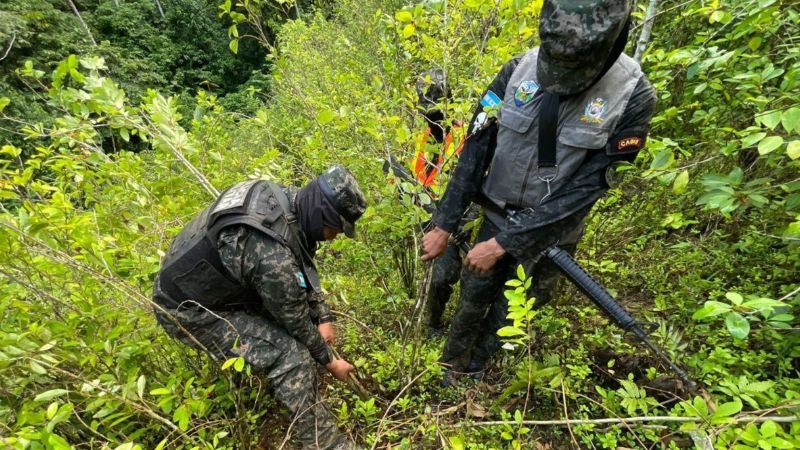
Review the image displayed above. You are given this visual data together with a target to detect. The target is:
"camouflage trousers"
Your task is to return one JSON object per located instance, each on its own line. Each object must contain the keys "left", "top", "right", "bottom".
{"left": 426, "top": 243, "right": 463, "bottom": 330}
{"left": 440, "top": 213, "right": 584, "bottom": 372}
{"left": 153, "top": 298, "right": 349, "bottom": 450}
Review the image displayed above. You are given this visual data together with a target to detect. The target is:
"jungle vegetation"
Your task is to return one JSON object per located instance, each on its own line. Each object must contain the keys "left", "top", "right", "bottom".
{"left": 0, "top": 0, "right": 798, "bottom": 449}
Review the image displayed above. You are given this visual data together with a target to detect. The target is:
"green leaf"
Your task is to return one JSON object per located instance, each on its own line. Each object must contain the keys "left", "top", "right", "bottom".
{"left": 673, "top": 170, "right": 689, "bottom": 194}
{"left": 757, "top": 111, "right": 782, "bottom": 130}
{"left": 173, "top": 404, "right": 190, "bottom": 431}
{"left": 758, "top": 136, "right": 784, "bottom": 155}
{"left": 395, "top": 11, "right": 413, "bottom": 22}
{"left": 317, "top": 109, "right": 335, "bottom": 124}
{"left": 725, "top": 312, "right": 750, "bottom": 339}
{"left": 402, "top": 24, "right": 415, "bottom": 38}
{"left": 712, "top": 399, "right": 742, "bottom": 419}
{"left": 516, "top": 264, "right": 526, "bottom": 281}
{"left": 448, "top": 436, "right": 464, "bottom": 450}
{"left": 0, "top": 97, "right": 9, "bottom": 113}
{"left": 650, "top": 149, "right": 674, "bottom": 170}
{"left": 46, "top": 402, "right": 59, "bottom": 420}
{"left": 221, "top": 357, "right": 237, "bottom": 370}
{"left": 691, "top": 396, "right": 709, "bottom": 417}
{"left": 786, "top": 141, "right": 800, "bottom": 160}
{"left": 497, "top": 326, "right": 526, "bottom": 337}
{"left": 725, "top": 292, "right": 744, "bottom": 306}
{"left": 747, "top": 36, "right": 762, "bottom": 51}
{"left": 149, "top": 387, "right": 171, "bottom": 395}
{"left": 781, "top": 107, "right": 800, "bottom": 133}
{"left": 692, "top": 301, "right": 731, "bottom": 320}
{"left": 741, "top": 132, "right": 766, "bottom": 148}
{"left": 229, "top": 39, "right": 239, "bottom": 54}
{"left": 761, "top": 420, "right": 777, "bottom": 438}
{"left": 35, "top": 389, "right": 69, "bottom": 402}
{"left": 137, "top": 375, "right": 146, "bottom": 399}
{"left": 233, "top": 356, "right": 245, "bottom": 372}
{"left": 30, "top": 360, "right": 47, "bottom": 375}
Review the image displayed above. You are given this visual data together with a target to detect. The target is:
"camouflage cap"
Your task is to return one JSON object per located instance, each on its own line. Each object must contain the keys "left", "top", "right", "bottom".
{"left": 416, "top": 69, "right": 450, "bottom": 111}
{"left": 317, "top": 165, "right": 367, "bottom": 238}
{"left": 537, "top": 0, "right": 632, "bottom": 96}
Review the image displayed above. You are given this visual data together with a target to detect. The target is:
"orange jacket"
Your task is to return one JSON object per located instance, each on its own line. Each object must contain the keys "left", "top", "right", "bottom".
{"left": 412, "top": 122, "right": 465, "bottom": 187}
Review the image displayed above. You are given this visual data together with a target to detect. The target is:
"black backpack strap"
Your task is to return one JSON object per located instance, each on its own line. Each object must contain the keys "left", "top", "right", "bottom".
{"left": 537, "top": 91, "right": 560, "bottom": 170}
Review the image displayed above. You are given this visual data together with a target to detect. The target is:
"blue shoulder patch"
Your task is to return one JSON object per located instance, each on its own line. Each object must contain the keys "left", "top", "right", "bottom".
{"left": 295, "top": 271, "right": 307, "bottom": 289}
{"left": 480, "top": 90, "right": 502, "bottom": 108}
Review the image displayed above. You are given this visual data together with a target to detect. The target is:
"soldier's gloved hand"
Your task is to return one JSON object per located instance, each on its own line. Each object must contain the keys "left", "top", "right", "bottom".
{"left": 318, "top": 322, "right": 336, "bottom": 345}
{"left": 326, "top": 359, "right": 354, "bottom": 382}
{"left": 421, "top": 227, "right": 450, "bottom": 261}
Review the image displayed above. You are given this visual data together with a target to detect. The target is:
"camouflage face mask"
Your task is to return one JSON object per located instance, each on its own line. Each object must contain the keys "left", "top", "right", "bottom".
{"left": 537, "top": 0, "right": 632, "bottom": 96}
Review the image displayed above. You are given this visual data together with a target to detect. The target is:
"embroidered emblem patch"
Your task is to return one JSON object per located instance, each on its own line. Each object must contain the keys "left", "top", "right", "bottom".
{"left": 471, "top": 111, "right": 488, "bottom": 134}
{"left": 480, "top": 90, "right": 502, "bottom": 108}
{"left": 609, "top": 134, "right": 646, "bottom": 154}
{"left": 514, "top": 80, "right": 539, "bottom": 106}
{"left": 617, "top": 136, "right": 642, "bottom": 151}
{"left": 295, "top": 271, "right": 307, "bottom": 289}
{"left": 581, "top": 97, "right": 608, "bottom": 124}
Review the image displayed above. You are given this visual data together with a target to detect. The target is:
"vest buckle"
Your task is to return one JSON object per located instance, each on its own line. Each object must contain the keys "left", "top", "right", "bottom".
{"left": 537, "top": 165, "right": 559, "bottom": 204}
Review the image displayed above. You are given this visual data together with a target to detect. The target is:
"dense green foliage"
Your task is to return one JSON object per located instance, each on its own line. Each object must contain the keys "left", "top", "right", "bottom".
{"left": 1, "top": 0, "right": 798, "bottom": 449}
{"left": 0, "top": 0, "right": 269, "bottom": 145}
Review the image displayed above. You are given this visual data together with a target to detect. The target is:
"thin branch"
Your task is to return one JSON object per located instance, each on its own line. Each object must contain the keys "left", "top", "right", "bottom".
{"left": 445, "top": 414, "right": 800, "bottom": 428}
{"left": 66, "top": 0, "right": 97, "bottom": 46}
{"left": 634, "top": 0, "right": 660, "bottom": 63}
{"left": 0, "top": 33, "right": 16, "bottom": 61}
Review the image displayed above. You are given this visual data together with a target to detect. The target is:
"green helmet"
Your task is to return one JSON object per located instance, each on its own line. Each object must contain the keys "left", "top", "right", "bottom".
{"left": 317, "top": 165, "right": 367, "bottom": 238}
{"left": 537, "top": 0, "right": 632, "bottom": 96}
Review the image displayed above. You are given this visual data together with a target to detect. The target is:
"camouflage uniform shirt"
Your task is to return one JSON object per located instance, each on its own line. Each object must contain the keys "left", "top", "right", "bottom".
{"left": 216, "top": 187, "right": 333, "bottom": 366}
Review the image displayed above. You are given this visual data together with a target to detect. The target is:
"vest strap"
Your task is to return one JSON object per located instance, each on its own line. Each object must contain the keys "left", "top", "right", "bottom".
{"left": 537, "top": 91, "right": 560, "bottom": 169}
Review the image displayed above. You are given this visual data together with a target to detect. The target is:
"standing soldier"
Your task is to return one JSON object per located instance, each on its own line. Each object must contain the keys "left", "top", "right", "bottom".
{"left": 411, "top": 69, "right": 476, "bottom": 337}
{"left": 422, "top": 0, "right": 658, "bottom": 380}
{"left": 152, "top": 166, "right": 367, "bottom": 450}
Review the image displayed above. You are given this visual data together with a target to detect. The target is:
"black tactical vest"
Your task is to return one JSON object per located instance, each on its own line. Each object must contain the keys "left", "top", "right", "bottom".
{"left": 157, "top": 180, "right": 322, "bottom": 310}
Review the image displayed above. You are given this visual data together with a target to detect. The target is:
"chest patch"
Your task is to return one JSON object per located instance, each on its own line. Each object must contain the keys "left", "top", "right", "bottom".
{"left": 513, "top": 80, "right": 539, "bottom": 106}
{"left": 295, "top": 271, "right": 307, "bottom": 289}
{"left": 581, "top": 97, "right": 608, "bottom": 124}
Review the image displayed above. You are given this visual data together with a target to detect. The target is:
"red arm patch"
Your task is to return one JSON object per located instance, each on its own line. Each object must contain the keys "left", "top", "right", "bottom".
{"left": 607, "top": 133, "right": 647, "bottom": 156}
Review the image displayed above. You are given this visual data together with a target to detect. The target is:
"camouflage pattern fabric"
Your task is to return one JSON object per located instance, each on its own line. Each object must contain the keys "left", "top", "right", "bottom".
{"left": 440, "top": 208, "right": 590, "bottom": 372}
{"left": 426, "top": 206, "right": 480, "bottom": 331}
{"left": 426, "top": 243, "right": 463, "bottom": 331}
{"left": 318, "top": 165, "right": 367, "bottom": 238}
{"left": 154, "top": 306, "right": 347, "bottom": 449}
{"left": 469, "top": 228, "right": 582, "bottom": 367}
{"left": 153, "top": 209, "right": 357, "bottom": 448}
{"left": 538, "top": 0, "right": 632, "bottom": 95}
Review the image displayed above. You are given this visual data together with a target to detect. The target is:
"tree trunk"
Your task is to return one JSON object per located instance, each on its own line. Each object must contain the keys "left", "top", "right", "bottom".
{"left": 67, "top": 0, "right": 97, "bottom": 46}
{"left": 634, "top": 0, "right": 659, "bottom": 63}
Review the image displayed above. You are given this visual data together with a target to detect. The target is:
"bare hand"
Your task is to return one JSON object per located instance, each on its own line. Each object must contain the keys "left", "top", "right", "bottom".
{"left": 318, "top": 322, "right": 336, "bottom": 345}
{"left": 422, "top": 227, "right": 450, "bottom": 261}
{"left": 464, "top": 238, "right": 506, "bottom": 274}
{"left": 326, "top": 358, "right": 354, "bottom": 382}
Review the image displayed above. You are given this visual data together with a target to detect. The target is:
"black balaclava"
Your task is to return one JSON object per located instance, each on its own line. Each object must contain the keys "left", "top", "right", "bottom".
{"left": 423, "top": 110, "right": 447, "bottom": 143}
{"left": 296, "top": 179, "right": 343, "bottom": 244}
